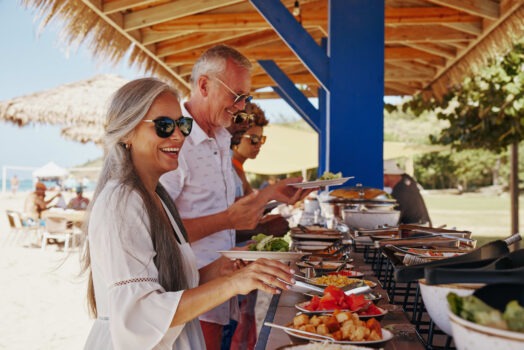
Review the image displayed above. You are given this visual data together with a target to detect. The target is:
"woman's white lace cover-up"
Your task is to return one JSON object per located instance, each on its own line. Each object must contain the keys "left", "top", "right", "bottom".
{"left": 84, "top": 181, "right": 205, "bottom": 349}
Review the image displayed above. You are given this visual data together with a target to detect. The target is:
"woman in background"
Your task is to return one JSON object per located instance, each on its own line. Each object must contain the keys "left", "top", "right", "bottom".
{"left": 227, "top": 103, "right": 290, "bottom": 350}
{"left": 82, "top": 78, "right": 295, "bottom": 349}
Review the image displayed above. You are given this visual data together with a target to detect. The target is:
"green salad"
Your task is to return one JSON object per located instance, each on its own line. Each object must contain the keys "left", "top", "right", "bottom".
{"left": 248, "top": 233, "right": 291, "bottom": 252}
{"left": 318, "top": 171, "right": 343, "bottom": 180}
{"left": 448, "top": 292, "right": 524, "bottom": 332}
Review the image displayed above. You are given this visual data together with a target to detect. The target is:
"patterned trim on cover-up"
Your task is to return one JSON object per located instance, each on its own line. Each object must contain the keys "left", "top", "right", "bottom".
{"left": 112, "top": 277, "right": 159, "bottom": 287}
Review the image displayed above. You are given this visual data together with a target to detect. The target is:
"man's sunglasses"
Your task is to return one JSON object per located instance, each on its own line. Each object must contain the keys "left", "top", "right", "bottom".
{"left": 215, "top": 77, "right": 253, "bottom": 105}
{"left": 233, "top": 112, "right": 255, "bottom": 124}
{"left": 241, "top": 134, "right": 266, "bottom": 145}
{"left": 143, "top": 116, "right": 193, "bottom": 138}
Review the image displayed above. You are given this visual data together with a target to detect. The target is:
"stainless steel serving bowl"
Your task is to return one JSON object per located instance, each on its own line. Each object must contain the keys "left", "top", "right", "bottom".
{"left": 342, "top": 208, "right": 400, "bottom": 229}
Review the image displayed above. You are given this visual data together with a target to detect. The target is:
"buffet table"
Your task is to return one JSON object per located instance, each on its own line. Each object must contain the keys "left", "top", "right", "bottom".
{"left": 256, "top": 249, "right": 425, "bottom": 349}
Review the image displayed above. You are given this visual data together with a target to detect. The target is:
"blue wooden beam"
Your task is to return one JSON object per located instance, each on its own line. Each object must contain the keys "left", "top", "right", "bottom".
{"left": 250, "top": 0, "right": 329, "bottom": 90}
{"left": 259, "top": 59, "right": 320, "bottom": 132}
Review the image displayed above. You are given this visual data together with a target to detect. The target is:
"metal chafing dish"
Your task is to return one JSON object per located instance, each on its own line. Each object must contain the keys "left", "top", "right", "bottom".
{"left": 326, "top": 184, "right": 400, "bottom": 229}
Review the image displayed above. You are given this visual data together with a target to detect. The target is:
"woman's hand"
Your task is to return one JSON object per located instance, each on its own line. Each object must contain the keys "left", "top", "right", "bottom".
{"left": 228, "top": 258, "right": 295, "bottom": 295}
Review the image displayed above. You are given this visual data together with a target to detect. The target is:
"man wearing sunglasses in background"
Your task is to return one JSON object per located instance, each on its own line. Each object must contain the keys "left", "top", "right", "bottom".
{"left": 160, "top": 44, "right": 312, "bottom": 350}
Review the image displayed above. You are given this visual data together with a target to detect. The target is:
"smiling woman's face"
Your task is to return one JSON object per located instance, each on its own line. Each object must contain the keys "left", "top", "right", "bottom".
{"left": 128, "top": 92, "right": 186, "bottom": 181}
{"left": 235, "top": 125, "right": 264, "bottom": 160}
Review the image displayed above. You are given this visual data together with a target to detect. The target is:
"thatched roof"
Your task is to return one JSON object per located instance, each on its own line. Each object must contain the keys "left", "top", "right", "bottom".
{"left": 20, "top": 0, "right": 524, "bottom": 99}
{"left": 0, "top": 74, "right": 127, "bottom": 143}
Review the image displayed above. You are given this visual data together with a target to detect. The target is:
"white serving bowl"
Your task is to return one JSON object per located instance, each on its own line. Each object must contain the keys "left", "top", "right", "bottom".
{"left": 448, "top": 308, "right": 524, "bottom": 350}
{"left": 419, "top": 279, "right": 483, "bottom": 335}
{"left": 342, "top": 209, "right": 400, "bottom": 229}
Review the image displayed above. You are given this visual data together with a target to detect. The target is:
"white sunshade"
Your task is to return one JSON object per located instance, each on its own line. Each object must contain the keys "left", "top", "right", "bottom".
{"left": 33, "top": 161, "right": 69, "bottom": 179}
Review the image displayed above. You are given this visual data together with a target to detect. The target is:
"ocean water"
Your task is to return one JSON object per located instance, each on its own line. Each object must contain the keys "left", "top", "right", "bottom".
{"left": 1, "top": 178, "right": 96, "bottom": 192}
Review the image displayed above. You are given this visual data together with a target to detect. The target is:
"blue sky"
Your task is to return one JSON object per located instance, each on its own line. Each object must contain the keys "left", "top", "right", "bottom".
{"left": 0, "top": 1, "right": 306, "bottom": 179}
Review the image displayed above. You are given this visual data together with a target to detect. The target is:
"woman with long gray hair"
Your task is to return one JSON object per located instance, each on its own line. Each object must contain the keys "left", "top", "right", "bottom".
{"left": 82, "top": 77, "right": 295, "bottom": 349}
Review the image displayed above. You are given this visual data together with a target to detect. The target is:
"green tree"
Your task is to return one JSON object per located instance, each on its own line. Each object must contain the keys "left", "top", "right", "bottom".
{"left": 400, "top": 41, "right": 524, "bottom": 152}
{"left": 398, "top": 40, "right": 524, "bottom": 234}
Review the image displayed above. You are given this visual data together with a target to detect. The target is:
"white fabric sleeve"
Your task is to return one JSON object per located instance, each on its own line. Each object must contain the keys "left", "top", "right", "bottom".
{"left": 89, "top": 188, "right": 185, "bottom": 349}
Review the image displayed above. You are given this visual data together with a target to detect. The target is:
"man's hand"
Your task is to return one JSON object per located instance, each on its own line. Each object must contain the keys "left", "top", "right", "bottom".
{"left": 260, "top": 177, "right": 316, "bottom": 205}
{"left": 226, "top": 190, "right": 266, "bottom": 230}
{"left": 258, "top": 214, "right": 289, "bottom": 237}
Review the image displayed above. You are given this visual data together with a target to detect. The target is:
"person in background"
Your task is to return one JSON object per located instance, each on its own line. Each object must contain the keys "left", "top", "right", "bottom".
{"left": 10, "top": 175, "right": 19, "bottom": 195}
{"left": 160, "top": 44, "right": 311, "bottom": 350}
{"left": 227, "top": 103, "right": 290, "bottom": 349}
{"left": 82, "top": 77, "right": 295, "bottom": 349}
{"left": 229, "top": 103, "right": 290, "bottom": 241}
{"left": 259, "top": 175, "right": 278, "bottom": 190}
{"left": 383, "top": 159, "right": 431, "bottom": 226}
{"left": 23, "top": 181, "right": 61, "bottom": 221}
{"left": 67, "top": 186, "right": 90, "bottom": 210}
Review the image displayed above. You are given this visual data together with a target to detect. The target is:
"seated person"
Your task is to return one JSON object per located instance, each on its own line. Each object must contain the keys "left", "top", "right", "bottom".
{"left": 67, "top": 186, "right": 90, "bottom": 210}
{"left": 383, "top": 160, "right": 431, "bottom": 226}
{"left": 24, "top": 181, "right": 61, "bottom": 222}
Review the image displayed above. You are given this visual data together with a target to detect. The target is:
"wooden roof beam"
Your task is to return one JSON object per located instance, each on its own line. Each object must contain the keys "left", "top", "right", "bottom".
{"left": 165, "top": 45, "right": 299, "bottom": 65}
{"left": 253, "top": 73, "right": 315, "bottom": 87}
{"left": 386, "top": 25, "right": 477, "bottom": 43}
{"left": 385, "top": 47, "right": 445, "bottom": 61}
{"left": 102, "top": 0, "right": 157, "bottom": 14}
{"left": 142, "top": 30, "right": 194, "bottom": 46}
{"left": 156, "top": 30, "right": 260, "bottom": 58}
{"left": 403, "top": 42, "right": 457, "bottom": 60}
{"left": 385, "top": 82, "right": 418, "bottom": 95}
{"left": 385, "top": 6, "right": 480, "bottom": 24}
{"left": 425, "top": 0, "right": 500, "bottom": 20}
{"left": 441, "top": 22, "right": 483, "bottom": 35}
{"left": 123, "top": 0, "right": 243, "bottom": 31}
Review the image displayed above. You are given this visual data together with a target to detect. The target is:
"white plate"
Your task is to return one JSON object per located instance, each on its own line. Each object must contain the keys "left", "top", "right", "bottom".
{"left": 217, "top": 250, "right": 307, "bottom": 262}
{"left": 294, "top": 301, "right": 388, "bottom": 319}
{"left": 287, "top": 177, "right": 353, "bottom": 189}
{"left": 284, "top": 327, "right": 393, "bottom": 346}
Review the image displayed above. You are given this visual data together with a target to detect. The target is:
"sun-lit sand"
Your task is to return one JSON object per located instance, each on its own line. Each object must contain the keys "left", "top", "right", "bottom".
{"left": 0, "top": 190, "right": 272, "bottom": 349}
{"left": 0, "top": 191, "right": 90, "bottom": 349}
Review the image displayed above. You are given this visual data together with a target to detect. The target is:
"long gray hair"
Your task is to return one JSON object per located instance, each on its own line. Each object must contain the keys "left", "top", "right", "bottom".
{"left": 81, "top": 77, "right": 189, "bottom": 317}
{"left": 190, "top": 44, "right": 252, "bottom": 89}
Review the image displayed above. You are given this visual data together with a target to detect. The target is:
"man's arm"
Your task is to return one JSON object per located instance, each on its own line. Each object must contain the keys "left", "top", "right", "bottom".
{"left": 182, "top": 190, "right": 266, "bottom": 243}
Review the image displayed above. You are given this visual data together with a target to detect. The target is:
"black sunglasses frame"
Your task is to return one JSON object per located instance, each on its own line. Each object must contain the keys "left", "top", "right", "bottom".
{"left": 143, "top": 116, "right": 193, "bottom": 138}
{"left": 233, "top": 112, "right": 255, "bottom": 125}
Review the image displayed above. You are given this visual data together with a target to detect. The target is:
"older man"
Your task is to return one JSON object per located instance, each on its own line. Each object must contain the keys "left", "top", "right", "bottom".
{"left": 161, "top": 44, "right": 309, "bottom": 349}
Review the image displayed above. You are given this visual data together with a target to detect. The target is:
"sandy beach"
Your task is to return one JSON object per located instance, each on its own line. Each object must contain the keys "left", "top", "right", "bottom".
{"left": 0, "top": 191, "right": 90, "bottom": 350}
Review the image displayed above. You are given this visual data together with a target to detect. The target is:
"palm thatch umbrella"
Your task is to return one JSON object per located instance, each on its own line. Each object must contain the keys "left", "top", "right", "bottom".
{"left": 0, "top": 74, "right": 128, "bottom": 144}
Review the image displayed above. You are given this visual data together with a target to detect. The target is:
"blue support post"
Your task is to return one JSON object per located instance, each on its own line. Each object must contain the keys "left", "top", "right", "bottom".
{"left": 318, "top": 86, "right": 327, "bottom": 177}
{"left": 250, "top": 0, "right": 329, "bottom": 89}
{"left": 328, "top": 0, "right": 384, "bottom": 188}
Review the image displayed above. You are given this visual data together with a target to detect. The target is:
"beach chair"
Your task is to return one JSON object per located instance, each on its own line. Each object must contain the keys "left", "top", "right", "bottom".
{"left": 41, "top": 216, "right": 74, "bottom": 252}
{"left": 5, "top": 210, "right": 40, "bottom": 246}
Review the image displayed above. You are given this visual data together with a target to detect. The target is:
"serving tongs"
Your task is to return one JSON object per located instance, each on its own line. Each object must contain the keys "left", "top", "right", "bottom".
{"left": 425, "top": 248, "right": 524, "bottom": 285}
{"left": 264, "top": 322, "right": 337, "bottom": 342}
{"left": 472, "top": 283, "right": 524, "bottom": 312}
{"left": 377, "top": 234, "right": 465, "bottom": 249}
{"left": 382, "top": 233, "right": 522, "bottom": 282}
